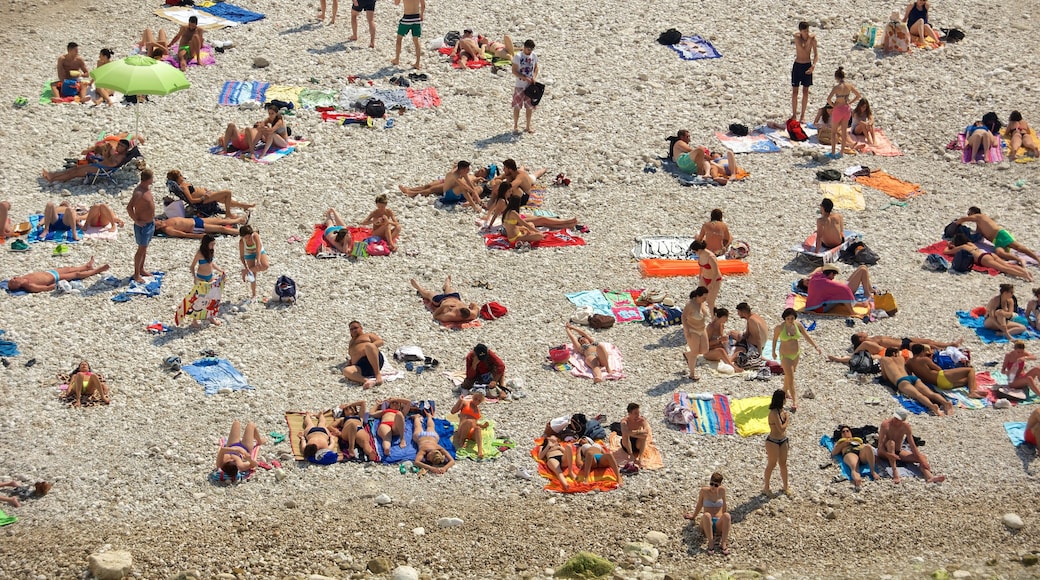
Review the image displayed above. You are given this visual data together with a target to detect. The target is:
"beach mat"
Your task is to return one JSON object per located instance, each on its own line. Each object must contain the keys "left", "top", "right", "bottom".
{"left": 917, "top": 241, "right": 999, "bottom": 275}
{"left": 208, "top": 139, "right": 306, "bottom": 164}
{"left": 632, "top": 235, "right": 697, "bottom": 259}
{"left": 448, "top": 417, "right": 512, "bottom": 460}
{"left": 713, "top": 131, "right": 781, "bottom": 154}
{"left": 1002, "top": 127, "right": 1040, "bottom": 162}
{"left": 820, "top": 183, "right": 865, "bottom": 211}
{"left": 604, "top": 289, "right": 642, "bottom": 323}
{"left": 530, "top": 438, "right": 620, "bottom": 493}
{"left": 639, "top": 258, "right": 749, "bottom": 278}
{"left": 154, "top": 6, "right": 238, "bottom": 29}
{"left": 285, "top": 410, "right": 339, "bottom": 460}
{"left": 668, "top": 35, "right": 722, "bottom": 60}
{"left": 730, "top": 395, "right": 772, "bottom": 437}
{"left": 854, "top": 170, "right": 923, "bottom": 199}
{"left": 218, "top": 81, "right": 270, "bottom": 106}
{"left": 484, "top": 229, "right": 585, "bottom": 250}
{"left": 183, "top": 357, "right": 254, "bottom": 396}
{"left": 676, "top": 392, "right": 735, "bottom": 435}
{"left": 161, "top": 44, "right": 217, "bottom": 68}
{"left": 954, "top": 132, "right": 1004, "bottom": 164}
{"left": 198, "top": 1, "right": 265, "bottom": 23}
{"left": 111, "top": 272, "right": 165, "bottom": 303}
{"left": 819, "top": 434, "right": 873, "bottom": 482}
{"left": 788, "top": 293, "right": 871, "bottom": 317}
{"left": 0, "top": 330, "right": 19, "bottom": 357}
{"left": 565, "top": 289, "right": 613, "bottom": 317}
{"left": 370, "top": 414, "right": 455, "bottom": 464}
{"left": 607, "top": 431, "right": 663, "bottom": 469}
{"left": 27, "top": 214, "right": 82, "bottom": 243}
{"left": 956, "top": 310, "right": 1040, "bottom": 344}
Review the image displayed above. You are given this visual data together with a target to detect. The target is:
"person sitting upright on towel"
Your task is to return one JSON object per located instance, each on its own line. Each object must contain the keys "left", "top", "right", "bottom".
{"left": 814, "top": 198, "right": 844, "bottom": 252}
{"left": 796, "top": 263, "right": 874, "bottom": 315}
{"left": 696, "top": 208, "right": 733, "bottom": 256}
{"left": 460, "top": 343, "right": 507, "bottom": 396}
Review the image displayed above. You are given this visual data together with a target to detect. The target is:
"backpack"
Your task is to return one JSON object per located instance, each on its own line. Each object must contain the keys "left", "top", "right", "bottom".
{"left": 728, "top": 123, "right": 749, "bottom": 137}
{"left": 943, "top": 221, "right": 972, "bottom": 240}
{"left": 951, "top": 249, "right": 975, "bottom": 273}
{"left": 588, "top": 314, "right": 615, "bottom": 329}
{"left": 479, "top": 301, "right": 507, "bottom": 320}
{"left": 657, "top": 28, "right": 682, "bottom": 45}
{"left": 817, "top": 169, "right": 842, "bottom": 181}
{"left": 275, "top": 275, "right": 297, "bottom": 302}
{"left": 786, "top": 118, "right": 808, "bottom": 141}
{"left": 853, "top": 244, "right": 880, "bottom": 266}
{"left": 924, "top": 254, "right": 950, "bottom": 272}
{"left": 443, "top": 31, "right": 461, "bottom": 47}
{"left": 849, "top": 350, "right": 880, "bottom": 374}
{"left": 365, "top": 100, "right": 386, "bottom": 118}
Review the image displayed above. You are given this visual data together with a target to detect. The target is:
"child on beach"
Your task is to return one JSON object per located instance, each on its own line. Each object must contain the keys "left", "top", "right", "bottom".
{"left": 238, "top": 225, "right": 268, "bottom": 299}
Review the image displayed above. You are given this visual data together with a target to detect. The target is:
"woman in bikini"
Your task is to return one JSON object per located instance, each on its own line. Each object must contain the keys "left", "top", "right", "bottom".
{"left": 538, "top": 434, "right": 572, "bottom": 490}
{"left": 255, "top": 104, "right": 289, "bottom": 159}
{"left": 1025, "top": 288, "right": 1040, "bottom": 331}
{"left": 763, "top": 390, "right": 790, "bottom": 497}
{"left": 66, "top": 360, "right": 111, "bottom": 407}
{"left": 682, "top": 286, "right": 711, "bottom": 381}
{"left": 322, "top": 208, "right": 353, "bottom": 253}
{"left": 985, "top": 284, "right": 1027, "bottom": 340}
{"left": 771, "top": 308, "right": 821, "bottom": 411}
{"left": 851, "top": 98, "right": 876, "bottom": 146}
{"left": 689, "top": 240, "right": 721, "bottom": 311}
{"left": 565, "top": 322, "right": 615, "bottom": 383}
{"left": 216, "top": 420, "right": 263, "bottom": 481}
{"left": 1001, "top": 341, "right": 1040, "bottom": 397}
{"left": 359, "top": 194, "right": 401, "bottom": 252}
{"left": 450, "top": 393, "right": 489, "bottom": 458}
{"left": 944, "top": 233, "right": 1033, "bottom": 281}
{"left": 299, "top": 412, "right": 337, "bottom": 464}
{"left": 1006, "top": 111, "right": 1040, "bottom": 161}
{"left": 329, "top": 401, "right": 379, "bottom": 462}
{"left": 188, "top": 235, "right": 224, "bottom": 325}
{"left": 695, "top": 208, "right": 732, "bottom": 256}
{"left": 238, "top": 225, "right": 269, "bottom": 299}
{"left": 704, "top": 307, "right": 742, "bottom": 372}
{"left": 79, "top": 203, "right": 124, "bottom": 232}
{"left": 683, "top": 472, "right": 731, "bottom": 555}
{"left": 824, "top": 67, "right": 861, "bottom": 159}
{"left": 965, "top": 113, "right": 1002, "bottom": 164}
{"left": 139, "top": 28, "right": 170, "bottom": 59}
{"left": 92, "top": 49, "right": 114, "bottom": 106}
{"left": 574, "top": 437, "right": 622, "bottom": 486}
{"left": 372, "top": 399, "right": 410, "bottom": 456}
{"left": 167, "top": 170, "right": 255, "bottom": 217}
{"left": 831, "top": 425, "right": 879, "bottom": 491}
{"left": 502, "top": 194, "right": 545, "bottom": 247}
{"left": 412, "top": 413, "right": 455, "bottom": 474}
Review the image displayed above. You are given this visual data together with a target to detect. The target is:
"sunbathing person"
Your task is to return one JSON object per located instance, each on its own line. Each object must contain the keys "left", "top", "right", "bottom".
{"left": 218, "top": 122, "right": 261, "bottom": 153}
{"left": 138, "top": 28, "right": 170, "bottom": 59}
{"left": 879, "top": 348, "right": 953, "bottom": 416}
{"left": 815, "top": 198, "right": 845, "bottom": 252}
{"left": 342, "top": 320, "right": 386, "bottom": 389}
{"left": 92, "top": 49, "right": 114, "bottom": 106}
{"left": 850, "top": 332, "right": 962, "bottom": 353}
{"left": 903, "top": 0, "right": 942, "bottom": 46}
{"left": 796, "top": 263, "right": 874, "bottom": 315}
{"left": 412, "top": 413, "right": 456, "bottom": 474}
{"left": 620, "top": 403, "right": 652, "bottom": 468}
{"left": 565, "top": 322, "right": 615, "bottom": 383}
{"left": 1001, "top": 341, "right": 1040, "bottom": 397}
{"left": 40, "top": 200, "right": 82, "bottom": 240}
{"left": 831, "top": 425, "right": 879, "bottom": 491}
{"left": 168, "top": 15, "right": 204, "bottom": 70}
{"left": 451, "top": 393, "right": 489, "bottom": 458}
{"left": 956, "top": 207, "right": 1040, "bottom": 265}
{"left": 0, "top": 480, "right": 52, "bottom": 508}
{"left": 255, "top": 104, "right": 290, "bottom": 159}
{"left": 166, "top": 170, "right": 255, "bottom": 217}
{"left": 906, "top": 344, "right": 985, "bottom": 398}
{"left": 329, "top": 401, "right": 379, "bottom": 461}
{"left": 65, "top": 360, "right": 111, "bottom": 407}
{"left": 215, "top": 420, "right": 263, "bottom": 481}
{"left": 8, "top": 257, "right": 110, "bottom": 293}
{"left": 411, "top": 276, "right": 479, "bottom": 323}
{"left": 451, "top": 29, "right": 484, "bottom": 66}
{"left": 500, "top": 196, "right": 581, "bottom": 247}
{"left": 944, "top": 232, "right": 1033, "bottom": 281}
{"left": 155, "top": 215, "right": 246, "bottom": 239}
{"left": 321, "top": 208, "right": 355, "bottom": 253}
{"left": 878, "top": 409, "right": 945, "bottom": 484}
{"left": 358, "top": 194, "right": 400, "bottom": 251}
{"left": 84, "top": 203, "right": 124, "bottom": 230}
{"left": 483, "top": 160, "right": 548, "bottom": 225}
{"left": 372, "top": 398, "right": 411, "bottom": 455}
{"left": 705, "top": 308, "right": 742, "bottom": 371}
{"left": 1026, "top": 288, "right": 1040, "bottom": 331}
{"left": 42, "top": 139, "right": 130, "bottom": 183}
{"left": 575, "top": 437, "right": 622, "bottom": 486}
{"left": 478, "top": 34, "right": 515, "bottom": 61}
{"left": 1006, "top": 111, "right": 1040, "bottom": 161}
{"left": 963, "top": 115, "right": 1001, "bottom": 163}
{"left": 696, "top": 208, "right": 733, "bottom": 256}
{"left": 538, "top": 434, "right": 573, "bottom": 490}
{"left": 851, "top": 98, "right": 876, "bottom": 146}
{"left": 299, "top": 412, "right": 338, "bottom": 464}
{"left": 1027, "top": 408, "right": 1040, "bottom": 457}
{"left": 985, "top": 283, "right": 1028, "bottom": 339}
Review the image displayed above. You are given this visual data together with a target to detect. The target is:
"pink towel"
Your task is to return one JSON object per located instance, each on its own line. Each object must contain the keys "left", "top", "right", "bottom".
{"left": 566, "top": 343, "right": 625, "bottom": 381}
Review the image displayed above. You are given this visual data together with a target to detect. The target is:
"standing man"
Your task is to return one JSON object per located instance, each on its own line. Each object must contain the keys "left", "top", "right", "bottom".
{"left": 168, "top": 15, "right": 204, "bottom": 71}
{"left": 815, "top": 198, "right": 844, "bottom": 252}
{"left": 391, "top": 0, "right": 425, "bottom": 69}
{"left": 342, "top": 321, "right": 385, "bottom": 389}
{"left": 126, "top": 169, "right": 155, "bottom": 284}
{"left": 53, "top": 42, "right": 90, "bottom": 100}
{"left": 349, "top": 0, "right": 377, "bottom": 48}
{"left": 877, "top": 410, "right": 945, "bottom": 484}
{"left": 791, "top": 22, "right": 818, "bottom": 123}
{"left": 511, "top": 39, "right": 539, "bottom": 134}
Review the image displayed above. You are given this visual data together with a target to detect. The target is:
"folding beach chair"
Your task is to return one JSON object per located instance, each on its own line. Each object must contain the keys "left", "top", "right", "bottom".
{"left": 85, "top": 145, "right": 144, "bottom": 186}
{"left": 166, "top": 179, "right": 221, "bottom": 217}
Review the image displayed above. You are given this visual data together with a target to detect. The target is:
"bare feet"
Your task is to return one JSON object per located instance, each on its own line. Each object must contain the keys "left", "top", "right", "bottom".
{"left": 362, "top": 378, "right": 376, "bottom": 390}
{"left": 0, "top": 496, "right": 20, "bottom": 508}
{"left": 412, "top": 60, "right": 421, "bottom": 70}
{"left": 927, "top": 475, "right": 946, "bottom": 484}
{"left": 42, "top": 170, "right": 53, "bottom": 183}
{"left": 942, "top": 400, "right": 955, "bottom": 415}
{"left": 525, "top": 127, "right": 535, "bottom": 134}
{"left": 390, "top": 58, "right": 399, "bottom": 66}
{"left": 348, "top": 35, "right": 357, "bottom": 41}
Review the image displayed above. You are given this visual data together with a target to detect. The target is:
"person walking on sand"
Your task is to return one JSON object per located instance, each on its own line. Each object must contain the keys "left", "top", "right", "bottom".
{"left": 318, "top": 0, "right": 338, "bottom": 25}
{"left": 349, "top": 0, "right": 377, "bottom": 48}
{"left": 791, "top": 22, "right": 818, "bottom": 123}
{"left": 771, "top": 308, "right": 821, "bottom": 412}
{"left": 511, "top": 39, "right": 539, "bottom": 134}
{"left": 390, "top": 0, "right": 425, "bottom": 69}
{"left": 127, "top": 169, "right": 155, "bottom": 283}
{"left": 877, "top": 409, "right": 946, "bottom": 484}
{"left": 682, "top": 287, "right": 711, "bottom": 381}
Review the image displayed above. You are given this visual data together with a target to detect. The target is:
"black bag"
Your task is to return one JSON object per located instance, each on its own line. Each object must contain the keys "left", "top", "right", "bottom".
{"left": 951, "top": 249, "right": 975, "bottom": 273}
{"left": 658, "top": 28, "right": 682, "bottom": 45}
{"left": 365, "top": 100, "right": 386, "bottom": 118}
{"left": 444, "top": 31, "right": 461, "bottom": 47}
{"left": 851, "top": 166, "right": 871, "bottom": 177}
{"left": 729, "top": 123, "right": 749, "bottom": 137}
{"left": 275, "top": 275, "right": 297, "bottom": 302}
{"left": 817, "top": 169, "right": 842, "bottom": 181}
{"left": 853, "top": 244, "right": 880, "bottom": 266}
{"left": 523, "top": 82, "right": 545, "bottom": 106}
{"left": 849, "top": 350, "right": 880, "bottom": 374}
{"left": 941, "top": 28, "right": 965, "bottom": 42}
{"left": 943, "top": 220, "right": 972, "bottom": 241}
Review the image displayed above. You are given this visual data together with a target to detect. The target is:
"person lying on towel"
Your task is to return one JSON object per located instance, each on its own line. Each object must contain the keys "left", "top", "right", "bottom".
{"left": 65, "top": 360, "right": 111, "bottom": 407}
{"left": 329, "top": 401, "right": 380, "bottom": 462}
{"left": 8, "top": 257, "right": 110, "bottom": 293}
{"left": 155, "top": 215, "right": 247, "bottom": 239}
{"left": 575, "top": 437, "right": 622, "bottom": 485}
{"left": 299, "top": 412, "right": 338, "bottom": 465}
{"left": 565, "top": 322, "right": 615, "bottom": 383}
{"left": 411, "top": 276, "right": 479, "bottom": 324}
{"left": 451, "top": 392, "right": 489, "bottom": 458}
{"left": 411, "top": 413, "right": 455, "bottom": 475}
{"left": 796, "top": 263, "right": 874, "bottom": 315}
{"left": 905, "top": 344, "right": 986, "bottom": 398}
{"left": 215, "top": 420, "right": 264, "bottom": 482}
{"left": 815, "top": 198, "right": 844, "bottom": 252}
{"left": 665, "top": 130, "right": 744, "bottom": 184}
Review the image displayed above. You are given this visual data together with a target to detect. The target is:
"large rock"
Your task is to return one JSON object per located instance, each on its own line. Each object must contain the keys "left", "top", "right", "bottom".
{"left": 1003, "top": 513, "right": 1025, "bottom": 530}
{"left": 645, "top": 531, "right": 668, "bottom": 546}
{"left": 367, "top": 557, "right": 392, "bottom": 574}
{"left": 392, "top": 565, "right": 420, "bottom": 580}
{"left": 88, "top": 551, "right": 133, "bottom": 580}
{"left": 555, "top": 552, "right": 614, "bottom": 579}
{"left": 437, "top": 517, "right": 464, "bottom": 528}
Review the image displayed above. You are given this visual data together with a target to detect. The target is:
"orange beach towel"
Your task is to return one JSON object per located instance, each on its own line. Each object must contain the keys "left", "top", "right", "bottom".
{"left": 854, "top": 170, "right": 923, "bottom": 200}
{"left": 607, "top": 432, "right": 664, "bottom": 470}
{"left": 530, "top": 438, "right": 620, "bottom": 493}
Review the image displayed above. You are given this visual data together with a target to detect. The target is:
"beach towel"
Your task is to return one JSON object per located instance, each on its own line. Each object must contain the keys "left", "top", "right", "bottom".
{"left": 788, "top": 292, "right": 871, "bottom": 317}
{"left": 285, "top": 410, "right": 339, "bottom": 460}
{"left": 954, "top": 132, "right": 1005, "bottom": 164}
{"left": 369, "top": 414, "right": 455, "bottom": 464}
{"left": 82, "top": 224, "right": 119, "bottom": 241}
{"left": 174, "top": 275, "right": 223, "bottom": 326}
{"left": 209, "top": 139, "right": 306, "bottom": 164}
{"left": 917, "top": 241, "right": 999, "bottom": 276}
{"left": 819, "top": 434, "right": 873, "bottom": 482}
{"left": 1002, "top": 127, "right": 1040, "bottom": 161}
{"left": 217, "top": 81, "right": 269, "bottom": 106}
{"left": 0, "top": 281, "right": 27, "bottom": 297}
{"left": 604, "top": 290, "right": 642, "bottom": 323}
{"left": 850, "top": 128, "right": 903, "bottom": 156}
{"left": 791, "top": 231, "right": 862, "bottom": 264}
{"left": 639, "top": 258, "right": 749, "bottom": 278}
{"left": 1004, "top": 422, "right": 1029, "bottom": 447}
{"left": 760, "top": 125, "right": 821, "bottom": 149}
{"left": 729, "top": 396, "right": 772, "bottom": 437}
{"left": 27, "top": 214, "right": 82, "bottom": 243}
{"left": 439, "top": 46, "right": 493, "bottom": 69}
{"left": 669, "top": 35, "right": 722, "bottom": 60}
{"left": 955, "top": 310, "right": 1040, "bottom": 343}
{"left": 607, "top": 431, "right": 663, "bottom": 469}
{"left": 678, "top": 392, "right": 735, "bottom": 435}
{"left": 713, "top": 131, "right": 781, "bottom": 154}
{"left": 406, "top": 87, "right": 440, "bottom": 108}
{"left": 264, "top": 85, "right": 304, "bottom": 110}
{"left": 448, "top": 417, "right": 512, "bottom": 460}
{"left": 530, "top": 439, "right": 620, "bottom": 493}
{"left": 183, "top": 357, "right": 254, "bottom": 396}
{"left": 198, "top": 1, "right": 265, "bottom": 23}
{"left": 214, "top": 436, "right": 262, "bottom": 481}
{"left": 819, "top": 183, "right": 865, "bottom": 211}
{"left": 160, "top": 45, "right": 216, "bottom": 68}
{"left": 632, "top": 236, "right": 697, "bottom": 259}
{"left": 0, "top": 330, "right": 19, "bottom": 357}
{"left": 562, "top": 343, "right": 625, "bottom": 381}
{"left": 299, "top": 89, "right": 339, "bottom": 110}
{"left": 854, "top": 170, "right": 923, "bottom": 199}
{"left": 667, "top": 392, "right": 699, "bottom": 434}
{"left": 339, "top": 87, "right": 415, "bottom": 111}
{"left": 565, "top": 289, "right": 613, "bottom": 317}
{"left": 0, "top": 509, "right": 15, "bottom": 527}
{"left": 484, "top": 229, "right": 585, "bottom": 250}
{"left": 154, "top": 6, "right": 238, "bottom": 29}
{"left": 111, "top": 272, "right": 165, "bottom": 302}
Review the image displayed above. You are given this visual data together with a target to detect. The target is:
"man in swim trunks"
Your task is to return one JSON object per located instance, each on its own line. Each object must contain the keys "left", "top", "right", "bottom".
{"left": 791, "top": 22, "right": 817, "bottom": 123}
{"left": 127, "top": 169, "right": 156, "bottom": 283}
{"left": 154, "top": 215, "right": 246, "bottom": 239}
{"left": 40, "top": 200, "right": 82, "bottom": 241}
{"left": 441, "top": 161, "right": 483, "bottom": 211}
{"left": 511, "top": 39, "right": 539, "bottom": 134}
{"left": 42, "top": 139, "right": 131, "bottom": 183}
{"left": 53, "top": 42, "right": 90, "bottom": 100}
{"left": 879, "top": 349, "right": 954, "bottom": 416}
{"left": 815, "top": 198, "right": 845, "bottom": 252}
{"left": 956, "top": 206, "right": 1040, "bottom": 265}
{"left": 349, "top": 0, "right": 377, "bottom": 48}
{"left": 461, "top": 343, "right": 506, "bottom": 392}
{"left": 168, "top": 15, "right": 203, "bottom": 71}
{"left": 729, "top": 302, "right": 768, "bottom": 358}
{"left": 877, "top": 410, "right": 945, "bottom": 484}
{"left": 342, "top": 320, "right": 385, "bottom": 389}
{"left": 8, "top": 257, "right": 110, "bottom": 293}
{"left": 411, "top": 277, "right": 479, "bottom": 324}
{"left": 620, "top": 403, "right": 652, "bottom": 468}
{"left": 905, "top": 344, "right": 986, "bottom": 398}
{"left": 390, "top": 0, "right": 425, "bottom": 69}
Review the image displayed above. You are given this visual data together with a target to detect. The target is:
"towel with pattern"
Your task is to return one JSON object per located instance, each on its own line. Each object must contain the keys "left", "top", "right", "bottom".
{"left": 854, "top": 170, "right": 923, "bottom": 199}
{"left": 632, "top": 236, "right": 697, "bottom": 259}
{"left": 448, "top": 417, "right": 512, "bottom": 460}
{"left": 604, "top": 290, "right": 642, "bottom": 323}
{"left": 484, "top": 229, "right": 585, "bottom": 250}
{"left": 218, "top": 81, "right": 270, "bottom": 106}
{"left": 607, "top": 432, "right": 664, "bottom": 469}
{"left": 819, "top": 183, "right": 865, "bottom": 211}
{"left": 951, "top": 132, "right": 1005, "bottom": 164}
{"left": 676, "top": 392, "right": 735, "bottom": 435}
{"left": 791, "top": 230, "right": 862, "bottom": 264}
{"left": 561, "top": 343, "right": 625, "bottom": 381}
{"left": 955, "top": 310, "right": 1040, "bottom": 344}
{"left": 285, "top": 410, "right": 340, "bottom": 460}
{"left": 299, "top": 89, "right": 339, "bottom": 109}
{"left": 669, "top": 35, "right": 722, "bottom": 60}
{"left": 917, "top": 241, "right": 999, "bottom": 275}
{"left": 160, "top": 45, "right": 216, "bottom": 68}
{"left": 208, "top": 139, "right": 306, "bottom": 164}
{"left": 530, "top": 438, "right": 620, "bottom": 493}
{"left": 713, "top": 131, "right": 781, "bottom": 154}
{"left": 27, "top": 214, "right": 82, "bottom": 243}
{"left": 154, "top": 6, "right": 238, "bottom": 29}
{"left": 760, "top": 125, "right": 821, "bottom": 149}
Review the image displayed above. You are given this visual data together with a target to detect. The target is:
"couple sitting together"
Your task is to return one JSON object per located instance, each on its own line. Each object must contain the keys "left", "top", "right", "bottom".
{"left": 666, "top": 130, "right": 746, "bottom": 185}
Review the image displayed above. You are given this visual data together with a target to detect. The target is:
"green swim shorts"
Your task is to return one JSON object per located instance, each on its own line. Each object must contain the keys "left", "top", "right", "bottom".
{"left": 397, "top": 21, "right": 421, "bottom": 37}
{"left": 994, "top": 229, "right": 1015, "bottom": 249}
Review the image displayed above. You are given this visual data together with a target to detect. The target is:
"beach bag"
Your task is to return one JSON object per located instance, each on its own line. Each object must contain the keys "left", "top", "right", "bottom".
{"left": 849, "top": 350, "right": 880, "bottom": 374}
{"left": 932, "top": 351, "right": 961, "bottom": 369}
{"left": 366, "top": 240, "right": 391, "bottom": 256}
{"left": 443, "top": 31, "right": 461, "bottom": 47}
{"left": 924, "top": 254, "right": 950, "bottom": 272}
{"left": 786, "top": 118, "right": 808, "bottom": 142}
{"left": 548, "top": 345, "right": 570, "bottom": 364}
{"left": 852, "top": 244, "right": 880, "bottom": 266}
{"left": 729, "top": 123, "right": 749, "bottom": 137}
{"left": 365, "top": 100, "right": 386, "bottom": 118}
{"left": 523, "top": 82, "right": 545, "bottom": 106}
{"left": 855, "top": 24, "right": 878, "bottom": 48}
{"left": 874, "top": 292, "right": 898, "bottom": 315}
{"left": 479, "top": 301, "right": 507, "bottom": 320}
{"left": 726, "top": 240, "right": 750, "bottom": 260}
{"left": 951, "top": 249, "right": 974, "bottom": 273}
{"left": 274, "top": 275, "right": 297, "bottom": 302}
{"left": 394, "top": 345, "right": 424, "bottom": 362}
{"left": 657, "top": 28, "right": 682, "bottom": 45}
{"left": 817, "top": 169, "right": 842, "bottom": 181}
{"left": 571, "top": 306, "right": 593, "bottom": 326}
{"left": 664, "top": 400, "right": 696, "bottom": 425}
{"left": 941, "top": 28, "right": 965, "bottom": 43}
{"left": 588, "top": 314, "right": 615, "bottom": 329}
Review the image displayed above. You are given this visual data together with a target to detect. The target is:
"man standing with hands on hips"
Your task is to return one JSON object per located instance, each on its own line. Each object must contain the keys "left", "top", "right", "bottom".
{"left": 511, "top": 39, "right": 539, "bottom": 135}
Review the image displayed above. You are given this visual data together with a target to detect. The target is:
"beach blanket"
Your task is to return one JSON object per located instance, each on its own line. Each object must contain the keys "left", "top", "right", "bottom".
{"left": 562, "top": 343, "right": 625, "bottom": 381}
{"left": 791, "top": 230, "right": 862, "bottom": 264}
{"left": 530, "top": 439, "right": 620, "bottom": 493}
{"left": 26, "top": 214, "right": 82, "bottom": 243}
{"left": 369, "top": 414, "right": 455, "bottom": 464}
{"left": 729, "top": 396, "right": 772, "bottom": 437}
{"left": 407, "top": 87, "right": 441, "bottom": 109}
{"left": 788, "top": 292, "right": 871, "bottom": 317}
{"left": 985, "top": 373, "right": 1040, "bottom": 406}
{"left": 669, "top": 35, "right": 722, "bottom": 60}
{"left": 854, "top": 170, "right": 923, "bottom": 199}
{"left": 299, "top": 89, "right": 338, "bottom": 110}
{"left": 111, "top": 272, "right": 165, "bottom": 302}
{"left": 285, "top": 410, "right": 339, "bottom": 460}
{"left": 160, "top": 45, "right": 216, "bottom": 68}
{"left": 760, "top": 125, "right": 821, "bottom": 149}
{"left": 0, "top": 330, "right": 19, "bottom": 357}
{"left": 819, "top": 183, "right": 865, "bottom": 211}
{"left": 154, "top": 6, "right": 238, "bottom": 29}
{"left": 340, "top": 87, "right": 416, "bottom": 111}
{"left": 713, "top": 131, "right": 781, "bottom": 154}
{"left": 218, "top": 81, "right": 270, "bottom": 106}
{"left": 0, "top": 509, "right": 15, "bottom": 527}
{"left": 306, "top": 223, "right": 361, "bottom": 256}
{"left": 604, "top": 290, "right": 642, "bottom": 323}
{"left": 607, "top": 432, "right": 664, "bottom": 469}
{"left": 565, "top": 289, "right": 613, "bottom": 317}
{"left": 955, "top": 310, "right": 1040, "bottom": 343}
{"left": 953, "top": 132, "right": 1004, "bottom": 164}
{"left": 1002, "top": 127, "right": 1040, "bottom": 161}
{"left": 265, "top": 85, "right": 304, "bottom": 110}
{"left": 639, "top": 259, "right": 749, "bottom": 278}
{"left": 448, "top": 417, "right": 512, "bottom": 460}
{"left": 438, "top": 46, "right": 496, "bottom": 69}
{"left": 198, "top": 1, "right": 265, "bottom": 23}
{"left": 82, "top": 224, "right": 119, "bottom": 241}
{"left": 819, "top": 434, "right": 873, "bottom": 482}
{"left": 174, "top": 275, "right": 223, "bottom": 326}
{"left": 917, "top": 241, "right": 999, "bottom": 275}
{"left": 485, "top": 229, "right": 585, "bottom": 250}
{"left": 183, "top": 357, "right": 254, "bottom": 396}
{"left": 675, "top": 392, "right": 735, "bottom": 435}
{"left": 1004, "top": 422, "right": 1029, "bottom": 447}
{"left": 850, "top": 128, "right": 903, "bottom": 156}
{"left": 632, "top": 235, "right": 696, "bottom": 259}
{"left": 208, "top": 139, "right": 306, "bottom": 164}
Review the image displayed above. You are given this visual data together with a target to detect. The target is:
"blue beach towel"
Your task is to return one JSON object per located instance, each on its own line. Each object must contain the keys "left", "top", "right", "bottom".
{"left": 370, "top": 415, "right": 455, "bottom": 463}
{"left": 669, "top": 35, "right": 722, "bottom": 61}
{"left": 218, "top": 81, "right": 270, "bottom": 106}
{"left": 819, "top": 434, "right": 873, "bottom": 482}
{"left": 198, "top": 2, "right": 265, "bottom": 23}
{"left": 1004, "top": 422, "right": 1027, "bottom": 447}
{"left": 183, "top": 357, "right": 255, "bottom": 396}
{"left": 27, "top": 214, "right": 82, "bottom": 243}
{"left": 1, "top": 281, "right": 28, "bottom": 297}
{"left": 0, "top": 330, "right": 19, "bottom": 357}
{"left": 955, "top": 310, "right": 1040, "bottom": 344}
{"left": 565, "top": 289, "right": 613, "bottom": 317}
{"left": 111, "top": 272, "right": 165, "bottom": 302}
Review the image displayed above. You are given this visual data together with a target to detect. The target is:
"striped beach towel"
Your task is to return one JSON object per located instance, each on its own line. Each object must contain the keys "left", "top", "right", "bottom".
{"left": 218, "top": 81, "right": 270, "bottom": 106}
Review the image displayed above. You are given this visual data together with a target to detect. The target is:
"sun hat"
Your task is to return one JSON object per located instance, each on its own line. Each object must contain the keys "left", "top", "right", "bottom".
{"left": 893, "top": 409, "right": 909, "bottom": 422}
{"left": 822, "top": 263, "right": 840, "bottom": 274}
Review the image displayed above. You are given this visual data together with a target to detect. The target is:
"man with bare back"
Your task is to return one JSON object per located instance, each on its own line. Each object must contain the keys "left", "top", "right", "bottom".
{"left": 391, "top": 0, "right": 425, "bottom": 69}
{"left": 877, "top": 410, "right": 945, "bottom": 484}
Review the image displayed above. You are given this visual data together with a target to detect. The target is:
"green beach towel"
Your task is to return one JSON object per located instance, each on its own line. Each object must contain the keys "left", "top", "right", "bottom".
{"left": 0, "top": 508, "right": 17, "bottom": 527}
{"left": 449, "top": 417, "right": 514, "bottom": 460}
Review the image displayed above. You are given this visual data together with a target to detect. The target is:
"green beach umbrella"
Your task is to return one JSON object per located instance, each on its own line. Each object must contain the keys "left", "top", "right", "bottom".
{"left": 89, "top": 55, "right": 191, "bottom": 134}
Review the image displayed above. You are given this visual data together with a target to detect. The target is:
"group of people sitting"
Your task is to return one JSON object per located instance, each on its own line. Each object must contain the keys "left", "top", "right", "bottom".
{"left": 666, "top": 130, "right": 746, "bottom": 184}
{"left": 964, "top": 110, "right": 1039, "bottom": 163}
{"left": 218, "top": 104, "right": 292, "bottom": 159}
{"left": 449, "top": 31, "right": 516, "bottom": 67}
{"left": 320, "top": 199, "right": 401, "bottom": 255}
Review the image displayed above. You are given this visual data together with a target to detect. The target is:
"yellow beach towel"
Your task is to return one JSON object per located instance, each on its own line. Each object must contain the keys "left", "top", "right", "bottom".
{"left": 729, "top": 396, "right": 772, "bottom": 437}
{"left": 1002, "top": 127, "right": 1040, "bottom": 162}
{"left": 820, "top": 183, "right": 865, "bottom": 211}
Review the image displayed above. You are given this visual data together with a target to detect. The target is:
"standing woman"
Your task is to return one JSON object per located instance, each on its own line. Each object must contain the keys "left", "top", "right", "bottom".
{"left": 238, "top": 225, "right": 269, "bottom": 299}
{"left": 689, "top": 240, "right": 721, "bottom": 311}
{"left": 903, "top": 0, "right": 941, "bottom": 45}
{"left": 824, "top": 67, "right": 861, "bottom": 159}
{"left": 771, "top": 308, "right": 821, "bottom": 411}
{"left": 682, "top": 287, "right": 711, "bottom": 381}
{"left": 190, "top": 234, "right": 225, "bottom": 326}
{"left": 683, "top": 472, "right": 732, "bottom": 555}
{"left": 763, "top": 389, "right": 790, "bottom": 497}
